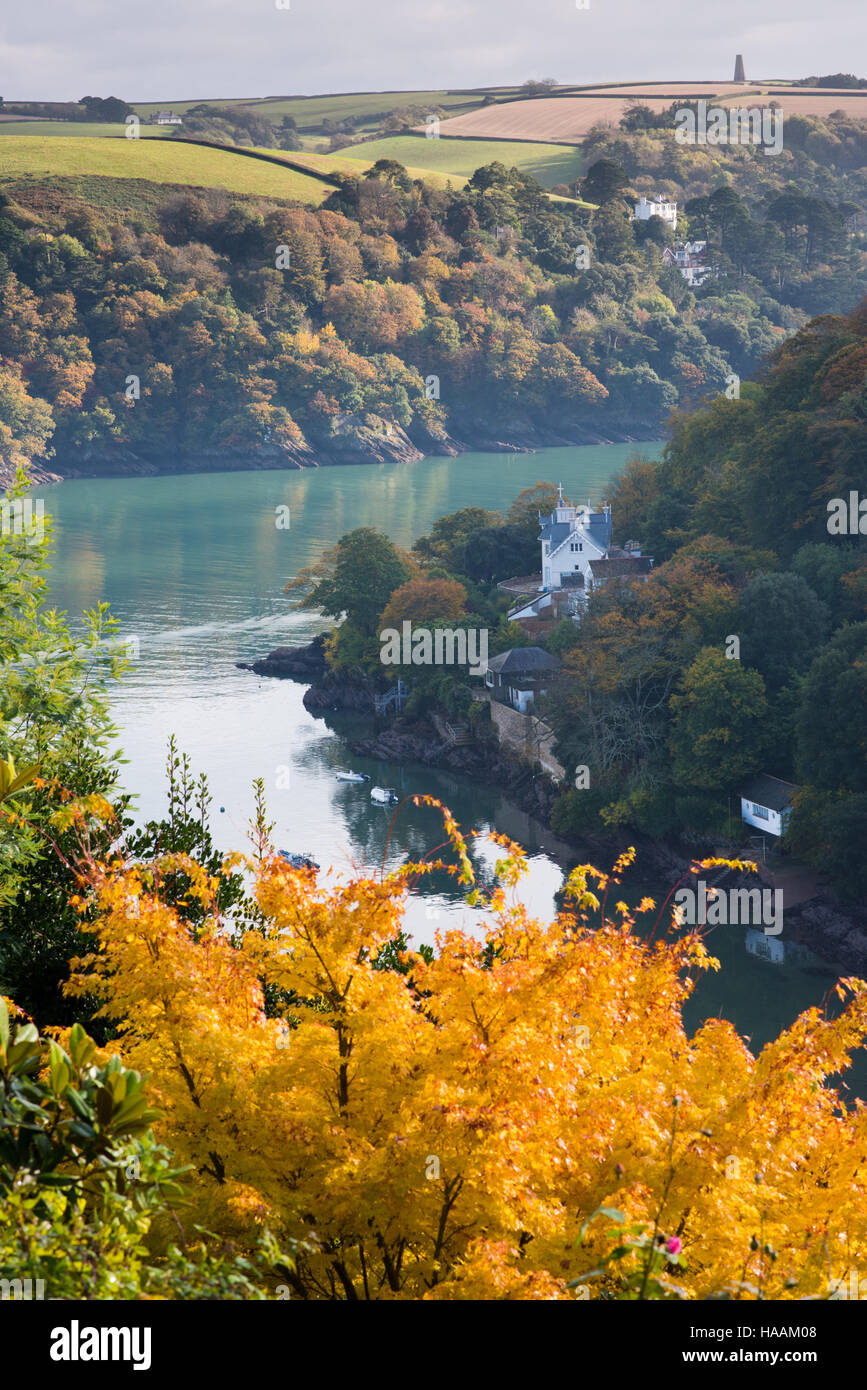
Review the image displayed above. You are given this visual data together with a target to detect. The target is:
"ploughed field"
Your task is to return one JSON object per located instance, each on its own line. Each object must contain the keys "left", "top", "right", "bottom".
{"left": 431, "top": 84, "right": 867, "bottom": 143}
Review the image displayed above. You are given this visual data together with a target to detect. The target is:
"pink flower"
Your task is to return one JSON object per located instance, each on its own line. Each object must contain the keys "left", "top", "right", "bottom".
{"left": 666, "top": 1237, "right": 682, "bottom": 1256}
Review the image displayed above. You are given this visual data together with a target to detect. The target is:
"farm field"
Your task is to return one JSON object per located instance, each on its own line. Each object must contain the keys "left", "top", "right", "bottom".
{"left": 0, "top": 137, "right": 336, "bottom": 203}
{"left": 434, "top": 96, "right": 678, "bottom": 142}
{"left": 0, "top": 122, "right": 172, "bottom": 138}
{"left": 237, "top": 88, "right": 518, "bottom": 129}
{"left": 562, "top": 82, "right": 767, "bottom": 96}
{"left": 434, "top": 88, "right": 867, "bottom": 143}
{"left": 716, "top": 93, "right": 867, "bottom": 118}
{"left": 272, "top": 147, "right": 467, "bottom": 189}
{"left": 345, "top": 134, "right": 585, "bottom": 187}
{"left": 130, "top": 99, "right": 260, "bottom": 117}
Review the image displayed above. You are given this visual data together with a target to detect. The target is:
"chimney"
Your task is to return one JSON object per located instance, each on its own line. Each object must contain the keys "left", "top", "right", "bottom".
{"left": 734, "top": 54, "right": 746, "bottom": 82}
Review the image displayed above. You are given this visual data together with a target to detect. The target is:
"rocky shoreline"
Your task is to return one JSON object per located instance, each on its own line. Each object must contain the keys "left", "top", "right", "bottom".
{"left": 240, "top": 638, "right": 867, "bottom": 977}
{"left": 13, "top": 414, "right": 663, "bottom": 487}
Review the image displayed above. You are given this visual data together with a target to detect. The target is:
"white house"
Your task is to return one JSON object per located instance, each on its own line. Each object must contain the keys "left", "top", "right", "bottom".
{"left": 507, "top": 488, "right": 653, "bottom": 625}
{"left": 634, "top": 195, "right": 678, "bottom": 231}
{"left": 662, "top": 240, "right": 716, "bottom": 287}
{"left": 154, "top": 110, "right": 183, "bottom": 126}
{"left": 484, "top": 647, "right": 561, "bottom": 714}
{"left": 739, "top": 775, "right": 796, "bottom": 838}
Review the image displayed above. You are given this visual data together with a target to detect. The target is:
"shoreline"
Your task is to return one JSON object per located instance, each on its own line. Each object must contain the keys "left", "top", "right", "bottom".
{"left": 241, "top": 639, "right": 867, "bottom": 979}
{"left": 13, "top": 419, "right": 664, "bottom": 488}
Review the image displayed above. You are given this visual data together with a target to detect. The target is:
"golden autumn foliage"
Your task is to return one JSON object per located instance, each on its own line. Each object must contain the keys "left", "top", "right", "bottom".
{"left": 62, "top": 799, "right": 867, "bottom": 1301}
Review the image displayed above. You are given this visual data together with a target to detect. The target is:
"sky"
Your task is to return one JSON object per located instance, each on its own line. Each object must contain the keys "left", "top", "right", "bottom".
{"left": 3, "top": 0, "right": 865, "bottom": 104}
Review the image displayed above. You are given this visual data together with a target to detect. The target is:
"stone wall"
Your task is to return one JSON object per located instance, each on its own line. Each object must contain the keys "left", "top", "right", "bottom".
{"left": 489, "top": 701, "right": 567, "bottom": 782}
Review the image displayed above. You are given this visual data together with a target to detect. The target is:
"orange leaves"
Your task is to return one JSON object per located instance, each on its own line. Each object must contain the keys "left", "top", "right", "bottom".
{"left": 61, "top": 810, "right": 867, "bottom": 1300}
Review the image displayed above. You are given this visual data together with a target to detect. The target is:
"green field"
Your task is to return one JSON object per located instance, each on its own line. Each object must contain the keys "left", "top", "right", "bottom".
{"left": 343, "top": 134, "right": 586, "bottom": 188}
{"left": 0, "top": 122, "right": 172, "bottom": 138}
{"left": 237, "top": 89, "right": 517, "bottom": 130}
{"left": 276, "top": 148, "right": 467, "bottom": 190}
{"left": 0, "top": 137, "right": 335, "bottom": 203}
{"left": 130, "top": 99, "right": 260, "bottom": 117}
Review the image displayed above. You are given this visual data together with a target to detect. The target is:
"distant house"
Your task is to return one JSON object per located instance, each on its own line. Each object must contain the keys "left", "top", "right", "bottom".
{"left": 634, "top": 195, "right": 678, "bottom": 230}
{"left": 661, "top": 240, "right": 716, "bottom": 287}
{"left": 154, "top": 110, "right": 183, "bottom": 126}
{"left": 485, "top": 647, "right": 560, "bottom": 714}
{"left": 739, "top": 775, "right": 797, "bottom": 838}
{"left": 505, "top": 488, "right": 653, "bottom": 628}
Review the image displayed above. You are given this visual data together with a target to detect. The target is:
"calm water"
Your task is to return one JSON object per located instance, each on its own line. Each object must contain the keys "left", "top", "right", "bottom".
{"left": 39, "top": 447, "right": 858, "bottom": 1085}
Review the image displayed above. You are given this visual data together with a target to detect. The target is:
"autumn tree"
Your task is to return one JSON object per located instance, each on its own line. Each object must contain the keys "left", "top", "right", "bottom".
{"left": 379, "top": 576, "right": 468, "bottom": 631}
{"left": 60, "top": 805, "right": 867, "bottom": 1301}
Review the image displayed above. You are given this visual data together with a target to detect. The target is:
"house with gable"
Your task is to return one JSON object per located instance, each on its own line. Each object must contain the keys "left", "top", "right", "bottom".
{"left": 661, "top": 240, "right": 717, "bottom": 287}
{"left": 504, "top": 487, "right": 654, "bottom": 628}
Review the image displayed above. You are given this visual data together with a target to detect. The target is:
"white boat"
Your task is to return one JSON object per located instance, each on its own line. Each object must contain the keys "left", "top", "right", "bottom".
{"left": 278, "top": 851, "right": 320, "bottom": 871}
{"left": 370, "top": 786, "right": 399, "bottom": 806}
{"left": 336, "top": 771, "right": 370, "bottom": 783}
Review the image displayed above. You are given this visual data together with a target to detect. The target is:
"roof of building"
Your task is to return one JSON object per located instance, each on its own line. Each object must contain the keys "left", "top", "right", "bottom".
{"left": 486, "top": 646, "right": 561, "bottom": 676}
{"left": 739, "top": 775, "right": 797, "bottom": 812}
{"left": 589, "top": 556, "right": 654, "bottom": 578}
{"left": 538, "top": 519, "right": 574, "bottom": 548}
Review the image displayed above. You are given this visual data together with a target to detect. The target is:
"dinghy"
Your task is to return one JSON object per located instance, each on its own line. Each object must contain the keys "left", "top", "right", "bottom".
{"left": 370, "top": 786, "right": 399, "bottom": 806}
{"left": 278, "top": 851, "right": 320, "bottom": 871}
{"left": 336, "top": 771, "right": 370, "bottom": 783}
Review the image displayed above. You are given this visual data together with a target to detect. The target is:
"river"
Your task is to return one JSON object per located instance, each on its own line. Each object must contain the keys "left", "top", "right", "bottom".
{"left": 40, "top": 446, "right": 859, "bottom": 1087}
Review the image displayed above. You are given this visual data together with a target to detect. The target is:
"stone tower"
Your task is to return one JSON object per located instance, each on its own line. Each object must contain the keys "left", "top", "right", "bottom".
{"left": 734, "top": 54, "right": 746, "bottom": 82}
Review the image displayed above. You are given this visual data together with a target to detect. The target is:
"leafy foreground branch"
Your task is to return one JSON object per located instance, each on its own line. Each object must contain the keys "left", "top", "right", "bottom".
{"left": 8, "top": 794, "right": 851, "bottom": 1302}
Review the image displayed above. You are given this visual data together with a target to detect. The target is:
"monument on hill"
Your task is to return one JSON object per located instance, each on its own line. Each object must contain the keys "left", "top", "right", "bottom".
{"left": 734, "top": 54, "right": 746, "bottom": 82}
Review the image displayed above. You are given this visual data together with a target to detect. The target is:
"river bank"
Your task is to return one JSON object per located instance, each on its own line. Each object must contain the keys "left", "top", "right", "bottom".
{"left": 18, "top": 414, "right": 663, "bottom": 486}
{"left": 242, "top": 636, "right": 867, "bottom": 977}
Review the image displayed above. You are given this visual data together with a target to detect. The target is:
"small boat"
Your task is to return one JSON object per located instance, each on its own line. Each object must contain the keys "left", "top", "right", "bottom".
{"left": 278, "top": 851, "right": 320, "bottom": 871}
{"left": 370, "top": 786, "right": 399, "bottom": 806}
{"left": 336, "top": 771, "right": 370, "bottom": 783}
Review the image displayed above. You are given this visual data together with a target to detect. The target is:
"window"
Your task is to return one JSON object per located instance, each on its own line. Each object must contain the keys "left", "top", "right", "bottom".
{"left": 751, "top": 803, "right": 770, "bottom": 820}
{"left": 569, "top": 542, "right": 582, "bottom": 552}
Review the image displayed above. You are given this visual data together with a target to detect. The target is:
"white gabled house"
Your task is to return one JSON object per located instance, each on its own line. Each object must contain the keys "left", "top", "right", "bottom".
{"left": 661, "top": 240, "right": 716, "bottom": 287}
{"left": 739, "top": 775, "right": 797, "bottom": 838}
{"left": 634, "top": 195, "right": 678, "bottom": 230}
{"left": 506, "top": 487, "right": 653, "bottom": 626}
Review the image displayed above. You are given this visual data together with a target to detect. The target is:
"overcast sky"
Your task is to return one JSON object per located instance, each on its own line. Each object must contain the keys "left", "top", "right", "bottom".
{"left": 4, "top": 0, "right": 865, "bottom": 104}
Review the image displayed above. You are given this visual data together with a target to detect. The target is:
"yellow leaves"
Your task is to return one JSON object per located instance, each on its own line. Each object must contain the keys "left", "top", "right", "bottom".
{"left": 60, "top": 813, "right": 867, "bottom": 1300}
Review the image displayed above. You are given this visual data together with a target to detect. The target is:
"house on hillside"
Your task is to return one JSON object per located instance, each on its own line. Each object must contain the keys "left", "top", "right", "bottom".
{"left": 484, "top": 647, "right": 560, "bottom": 714}
{"left": 662, "top": 240, "right": 717, "bottom": 287}
{"left": 154, "top": 110, "right": 183, "bottom": 126}
{"left": 505, "top": 488, "right": 653, "bottom": 629}
{"left": 634, "top": 195, "right": 678, "bottom": 230}
{"left": 739, "top": 774, "right": 797, "bottom": 838}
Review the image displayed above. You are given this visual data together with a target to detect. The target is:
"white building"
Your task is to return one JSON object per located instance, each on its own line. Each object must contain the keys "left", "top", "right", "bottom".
{"left": 634, "top": 195, "right": 678, "bottom": 231}
{"left": 662, "top": 240, "right": 716, "bottom": 287}
{"left": 739, "top": 775, "right": 796, "bottom": 838}
{"left": 506, "top": 487, "right": 653, "bottom": 625}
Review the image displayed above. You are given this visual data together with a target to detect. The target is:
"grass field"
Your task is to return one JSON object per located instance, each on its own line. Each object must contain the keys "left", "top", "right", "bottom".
{"left": 272, "top": 147, "right": 467, "bottom": 189}
{"left": 0, "top": 122, "right": 172, "bottom": 138}
{"left": 130, "top": 99, "right": 260, "bottom": 117}
{"left": 237, "top": 89, "right": 519, "bottom": 130}
{"left": 343, "top": 134, "right": 585, "bottom": 187}
{"left": 0, "top": 137, "right": 335, "bottom": 204}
